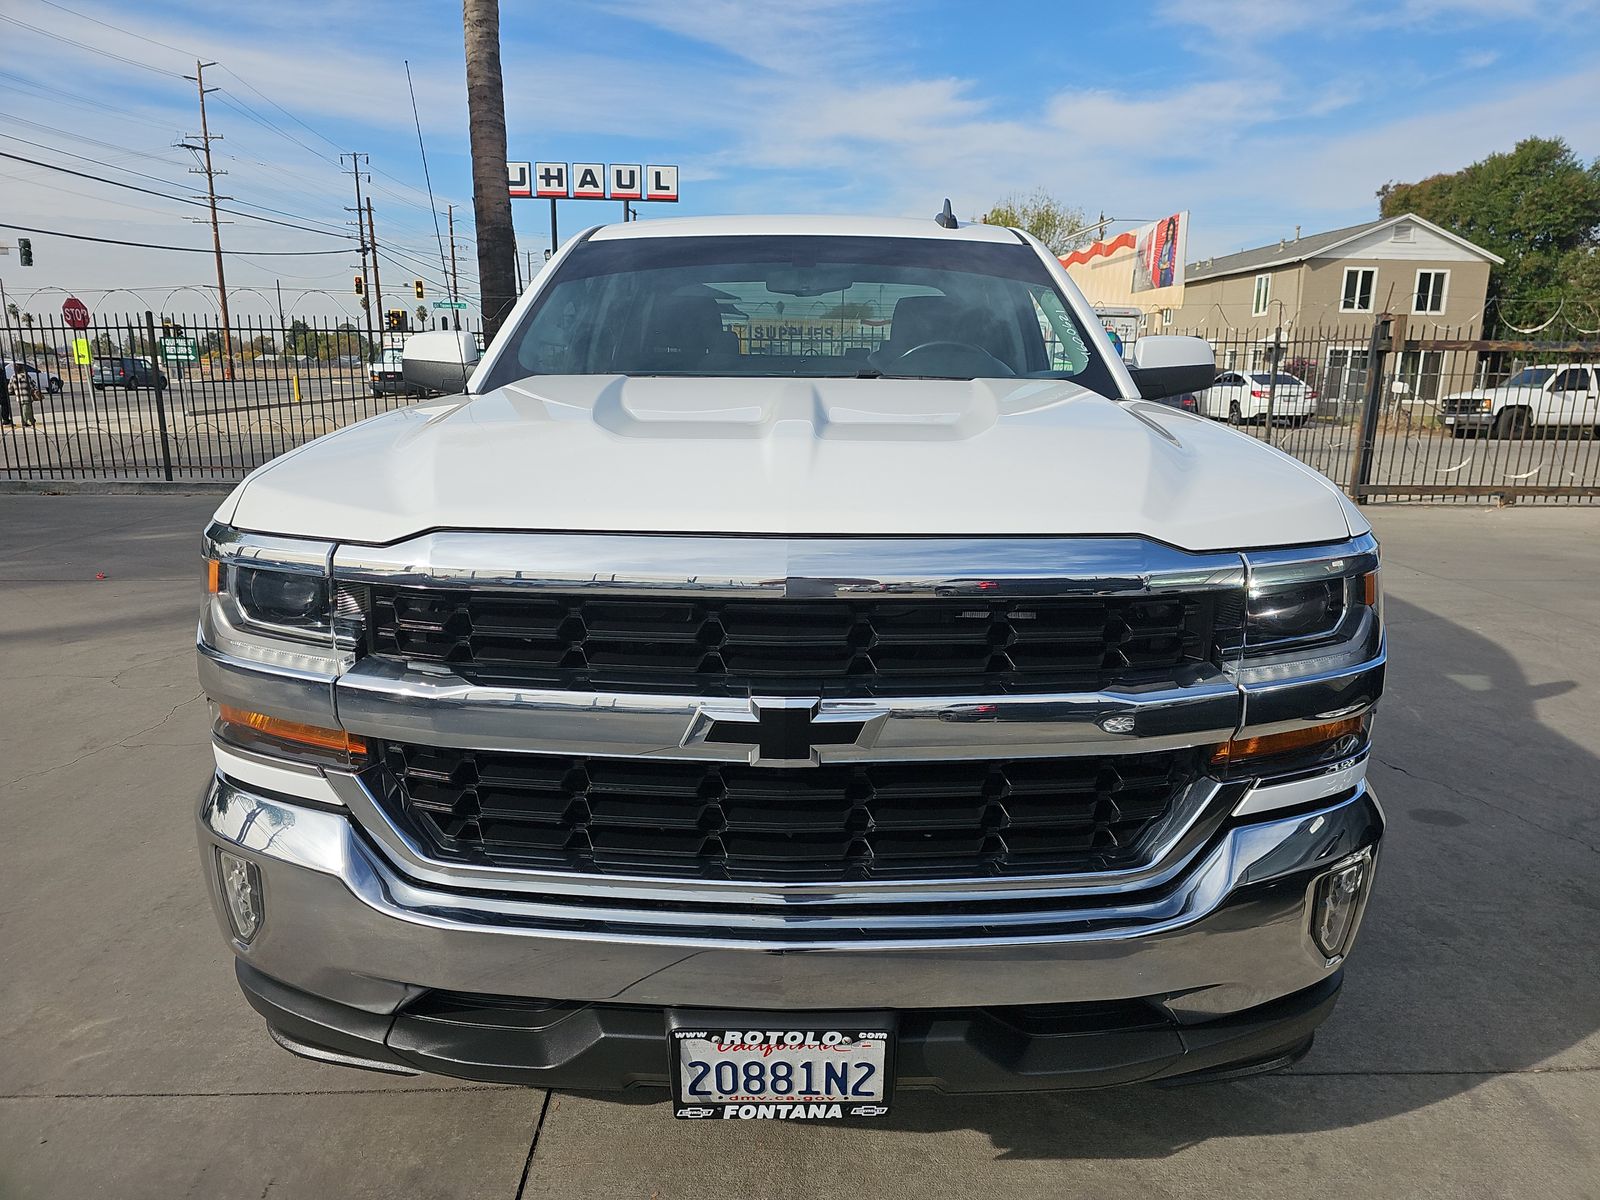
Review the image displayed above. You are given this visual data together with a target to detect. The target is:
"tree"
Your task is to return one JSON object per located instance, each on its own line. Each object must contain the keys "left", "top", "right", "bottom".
{"left": 463, "top": 0, "right": 518, "bottom": 338}
{"left": 1378, "top": 138, "right": 1600, "bottom": 318}
{"left": 983, "top": 190, "right": 1093, "bottom": 255}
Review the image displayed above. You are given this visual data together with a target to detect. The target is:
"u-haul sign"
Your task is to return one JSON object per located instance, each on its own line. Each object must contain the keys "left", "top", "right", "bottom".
{"left": 512, "top": 161, "right": 679, "bottom": 202}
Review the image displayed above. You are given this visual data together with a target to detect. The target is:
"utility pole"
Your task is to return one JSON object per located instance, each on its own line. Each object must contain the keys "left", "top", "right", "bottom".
{"left": 463, "top": 0, "right": 518, "bottom": 337}
{"left": 341, "top": 152, "right": 373, "bottom": 350}
{"left": 446, "top": 202, "right": 461, "bottom": 313}
{"left": 365, "top": 198, "right": 384, "bottom": 342}
{"left": 181, "top": 60, "right": 233, "bottom": 381}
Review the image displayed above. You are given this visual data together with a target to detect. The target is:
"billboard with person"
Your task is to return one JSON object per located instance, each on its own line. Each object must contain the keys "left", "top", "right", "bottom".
{"left": 1130, "top": 212, "right": 1188, "bottom": 293}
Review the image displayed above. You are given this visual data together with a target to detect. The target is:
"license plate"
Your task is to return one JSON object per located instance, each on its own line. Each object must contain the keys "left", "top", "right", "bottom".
{"left": 669, "top": 1024, "right": 893, "bottom": 1120}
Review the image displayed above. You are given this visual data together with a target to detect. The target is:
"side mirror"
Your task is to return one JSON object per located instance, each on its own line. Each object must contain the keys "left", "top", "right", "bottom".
{"left": 402, "top": 330, "right": 481, "bottom": 394}
{"left": 1126, "top": 336, "right": 1215, "bottom": 401}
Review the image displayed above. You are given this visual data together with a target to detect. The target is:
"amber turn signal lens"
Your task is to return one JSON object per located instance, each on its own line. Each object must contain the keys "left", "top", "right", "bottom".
{"left": 217, "top": 705, "right": 366, "bottom": 756}
{"left": 1360, "top": 570, "right": 1379, "bottom": 607}
{"left": 206, "top": 559, "right": 222, "bottom": 594}
{"left": 1211, "top": 715, "right": 1365, "bottom": 765}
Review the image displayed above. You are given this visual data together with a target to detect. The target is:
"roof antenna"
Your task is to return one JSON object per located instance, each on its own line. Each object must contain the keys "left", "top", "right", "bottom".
{"left": 935, "top": 198, "right": 958, "bottom": 229}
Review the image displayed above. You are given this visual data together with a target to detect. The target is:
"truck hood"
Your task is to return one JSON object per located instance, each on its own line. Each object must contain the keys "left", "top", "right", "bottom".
{"left": 222, "top": 375, "right": 1360, "bottom": 551}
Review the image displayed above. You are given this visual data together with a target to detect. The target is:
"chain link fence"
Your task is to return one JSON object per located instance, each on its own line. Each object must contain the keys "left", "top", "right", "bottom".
{"left": 3, "top": 308, "right": 1597, "bottom": 502}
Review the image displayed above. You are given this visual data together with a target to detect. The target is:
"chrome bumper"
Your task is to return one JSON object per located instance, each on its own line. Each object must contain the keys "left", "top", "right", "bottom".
{"left": 199, "top": 770, "right": 1382, "bottom": 1022}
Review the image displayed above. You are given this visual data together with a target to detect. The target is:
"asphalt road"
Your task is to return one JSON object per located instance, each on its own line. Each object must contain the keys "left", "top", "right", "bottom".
{"left": 2, "top": 497, "right": 1598, "bottom": 1198}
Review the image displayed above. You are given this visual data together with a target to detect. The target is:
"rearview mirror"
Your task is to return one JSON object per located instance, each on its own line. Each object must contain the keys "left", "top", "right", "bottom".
{"left": 1125, "top": 336, "right": 1215, "bottom": 401}
{"left": 402, "top": 330, "right": 481, "bottom": 394}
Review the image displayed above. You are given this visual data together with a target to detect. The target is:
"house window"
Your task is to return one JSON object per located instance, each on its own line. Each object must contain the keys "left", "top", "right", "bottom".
{"left": 1160, "top": 307, "right": 1174, "bottom": 327}
{"left": 1252, "top": 274, "right": 1271, "bottom": 316}
{"left": 1341, "top": 268, "right": 1376, "bottom": 313}
{"left": 1414, "top": 269, "right": 1448, "bottom": 315}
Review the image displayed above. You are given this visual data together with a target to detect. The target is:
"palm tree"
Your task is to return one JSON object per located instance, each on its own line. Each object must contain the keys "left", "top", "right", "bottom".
{"left": 463, "top": 0, "right": 519, "bottom": 339}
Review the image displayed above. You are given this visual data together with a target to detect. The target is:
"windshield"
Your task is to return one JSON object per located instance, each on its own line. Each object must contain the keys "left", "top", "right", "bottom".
{"left": 484, "top": 234, "right": 1117, "bottom": 394}
{"left": 1504, "top": 367, "right": 1554, "bottom": 387}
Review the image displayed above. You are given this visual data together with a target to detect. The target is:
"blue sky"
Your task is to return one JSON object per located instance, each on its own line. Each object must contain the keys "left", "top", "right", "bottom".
{"left": 3, "top": 0, "right": 1598, "bottom": 319}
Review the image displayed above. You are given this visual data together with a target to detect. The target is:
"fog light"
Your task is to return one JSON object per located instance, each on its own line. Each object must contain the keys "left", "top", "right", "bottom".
{"left": 1312, "top": 853, "right": 1370, "bottom": 959}
{"left": 216, "top": 849, "right": 263, "bottom": 943}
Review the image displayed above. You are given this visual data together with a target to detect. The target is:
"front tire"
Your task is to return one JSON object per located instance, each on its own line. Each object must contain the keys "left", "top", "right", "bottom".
{"left": 1493, "top": 407, "right": 1530, "bottom": 439}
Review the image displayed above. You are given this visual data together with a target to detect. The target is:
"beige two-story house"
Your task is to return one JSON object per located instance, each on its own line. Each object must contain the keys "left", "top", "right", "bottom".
{"left": 1173, "top": 213, "right": 1503, "bottom": 403}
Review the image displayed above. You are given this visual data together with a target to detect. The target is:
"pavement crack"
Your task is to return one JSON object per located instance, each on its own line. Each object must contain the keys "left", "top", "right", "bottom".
{"left": 515, "top": 1091, "right": 555, "bottom": 1200}
{"left": 0, "top": 691, "right": 205, "bottom": 789}
{"left": 1373, "top": 754, "right": 1600, "bottom": 856}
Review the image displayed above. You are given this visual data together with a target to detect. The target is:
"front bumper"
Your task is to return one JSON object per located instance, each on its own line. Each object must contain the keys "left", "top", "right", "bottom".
{"left": 1441, "top": 410, "right": 1494, "bottom": 428}
{"left": 199, "top": 768, "right": 1382, "bottom": 1089}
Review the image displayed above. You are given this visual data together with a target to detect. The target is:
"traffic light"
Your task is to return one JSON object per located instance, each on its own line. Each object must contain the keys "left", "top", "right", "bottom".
{"left": 354, "top": 275, "right": 365, "bottom": 297}
{"left": 413, "top": 279, "right": 425, "bottom": 300}
{"left": 18, "top": 238, "right": 33, "bottom": 267}
{"left": 385, "top": 308, "right": 406, "bottom": 331}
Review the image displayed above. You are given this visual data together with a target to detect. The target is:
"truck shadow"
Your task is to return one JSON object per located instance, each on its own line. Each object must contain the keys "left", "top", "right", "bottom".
{"left": 869, "top": 593, "right": 1600, "bottom": 1158}
{"left": 574, "top": 594, "right": 1599, "bottom": 1158}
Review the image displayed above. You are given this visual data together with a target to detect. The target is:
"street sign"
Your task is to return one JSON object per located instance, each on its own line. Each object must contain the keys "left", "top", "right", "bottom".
{"left": 511, "top": 161, "right": 679, "bottom": 202}
{"left": 62, "top": 297, "right": 90, "bottom": 329}
{"left": 433, "top": 300, "right": 468, "bottom": 310}
{"left": 71, "top": 337, "right": 91, "bottom": 365}
{"left": 159, "top": 336, "right": 199, "bottom": 363}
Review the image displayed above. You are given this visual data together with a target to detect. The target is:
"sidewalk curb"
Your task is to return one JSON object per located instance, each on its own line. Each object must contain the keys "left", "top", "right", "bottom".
{"left": 0, "top": 479, "right": 236, "bottom": 495}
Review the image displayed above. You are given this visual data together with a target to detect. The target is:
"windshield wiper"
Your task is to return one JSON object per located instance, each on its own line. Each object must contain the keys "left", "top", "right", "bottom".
{"left": 854, "top": 366, "right": 884, "bottom": 379}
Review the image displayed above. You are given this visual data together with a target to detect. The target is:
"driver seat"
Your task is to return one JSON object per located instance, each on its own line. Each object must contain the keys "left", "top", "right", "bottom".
{"left": 876, "top": 295, "right": 964, "bottom": 360}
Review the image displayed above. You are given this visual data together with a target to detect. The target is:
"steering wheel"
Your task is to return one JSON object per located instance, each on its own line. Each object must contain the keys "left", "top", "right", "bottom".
{"left": 883, "top": 340, "right": 1014, "bottom": 377}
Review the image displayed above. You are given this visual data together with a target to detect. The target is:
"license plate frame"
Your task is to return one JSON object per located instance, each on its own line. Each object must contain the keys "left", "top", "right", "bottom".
{"left": 667, "top": 1012, "right": 895, "bottom": 1120}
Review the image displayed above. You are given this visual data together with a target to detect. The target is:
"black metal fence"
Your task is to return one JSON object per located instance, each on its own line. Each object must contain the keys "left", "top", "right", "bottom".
{"left": 3, "top": 309, "right": 1597, "bottom": 503}
{"left": 0, "top": 310, "right": 473, "bottom": 482}
{"left": 1171, "top": 319, "right": 1600, "bottom": 504}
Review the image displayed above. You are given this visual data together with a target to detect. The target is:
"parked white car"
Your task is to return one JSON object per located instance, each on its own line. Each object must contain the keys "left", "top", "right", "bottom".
{"left": 4, "top": 361, "right": 63, "bottom": 394}
{"left": 1199, "top": 371, "right": 1317, "bottom": 426}
{"left": 1437, "top": 364, "right": 1599, "bottom": 438}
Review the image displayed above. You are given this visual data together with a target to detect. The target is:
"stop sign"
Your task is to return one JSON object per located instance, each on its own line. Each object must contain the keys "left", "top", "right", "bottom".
{"left": 62, "top": 297, "right": 90, "bottom": 330}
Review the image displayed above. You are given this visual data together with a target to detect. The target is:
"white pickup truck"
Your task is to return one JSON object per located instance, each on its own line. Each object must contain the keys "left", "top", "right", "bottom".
{"left": 1438, "top": 363, "right": 1600, "bottom": 438}
{"left": 197, "top": 213, "right": 1385, "bottom": 1121}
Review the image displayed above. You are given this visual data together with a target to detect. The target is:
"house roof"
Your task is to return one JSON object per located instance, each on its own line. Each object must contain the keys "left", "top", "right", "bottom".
{"left": 1186, "top": 213, "right": 1503, "bottom": 282}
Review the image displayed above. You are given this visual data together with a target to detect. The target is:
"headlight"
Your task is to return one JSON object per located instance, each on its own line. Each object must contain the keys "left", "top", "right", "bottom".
{"left": 202, "top": 524, "right": 353, "bottom": 657}
{"left": 233, "top": 564, "right": 330, "bottom": 633}
{"left": 1241, "top": 539, "right": 1380, "bottom": 656}
{"left": 1247, "top": 579, "right": 1343, "bottom": 642}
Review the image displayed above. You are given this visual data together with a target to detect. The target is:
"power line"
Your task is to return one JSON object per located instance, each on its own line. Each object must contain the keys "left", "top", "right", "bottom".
{"left": 35, "top": 0, "right": 198, "bottom": 60}
{"left": 0, "top": 148, "right": 358, "bottom": 240}
{"left": 0, "top": 221, "right": 353, "bottom": 255}
{"left": 405, "top": 59, "right": 451, "bottom": 291}
{"left": 0, "top": 132, "right": 355, "bottom": 237}
{"left": 0, "top": 13, "right": 186, "bottom": 79}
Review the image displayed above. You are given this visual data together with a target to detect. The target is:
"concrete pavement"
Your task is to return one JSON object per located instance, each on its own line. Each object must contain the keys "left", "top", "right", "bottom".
{"left": 2, "top": 496, "right": 1597, "bottom": 1198}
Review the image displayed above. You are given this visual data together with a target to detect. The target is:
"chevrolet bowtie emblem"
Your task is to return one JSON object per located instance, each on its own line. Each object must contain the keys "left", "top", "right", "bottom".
{"left": 689, "top": 698, "right": 884, "bottom": 765}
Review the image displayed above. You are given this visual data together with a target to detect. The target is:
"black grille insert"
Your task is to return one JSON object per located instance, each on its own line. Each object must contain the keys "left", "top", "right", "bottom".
{"left": 365, "top": 589, "right": 1230, "bottom": 695}
{"left": 373, "top": 745, "right": 1199, "bottom": 882}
